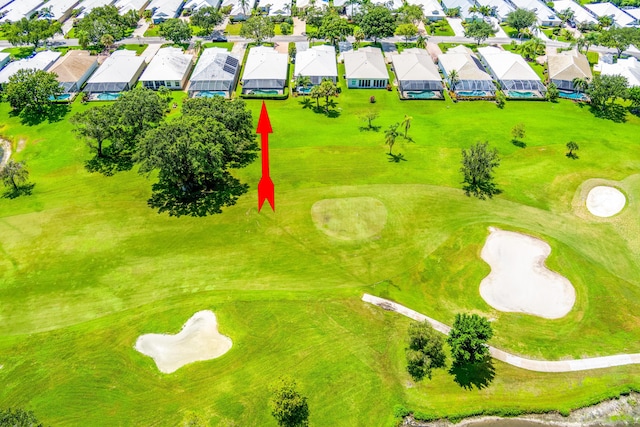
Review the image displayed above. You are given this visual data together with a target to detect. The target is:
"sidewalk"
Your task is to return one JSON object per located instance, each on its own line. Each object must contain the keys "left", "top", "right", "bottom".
{"left": 132, "top": 18, "right": 150, "bottom": 38}
{"left": 447, "top": 18, "right": 466, "bottom": 37}
{"left": 362, "top": 294, "right": 640, "bottom": 373}
{"left": 139, "top": 43, "right": 163, "bottom": 63}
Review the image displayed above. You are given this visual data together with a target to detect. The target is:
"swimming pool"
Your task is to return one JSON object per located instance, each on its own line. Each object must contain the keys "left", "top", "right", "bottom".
{"left": 249, "top": 89, "right": 280, "bottom": 96}
{"left": 50, "top": 93, "right": 71, "bottom": 101}
{"left": 559, "top": 91, "right": 588, "bottom": 101}
{"left": 457, "top": 90, "right": 491, "bottom": 97}
{"left": 507, "top": 91, "right": 537, "bottom": 98}
{"left": 96, "top": 92, "right": 121, "bottom": 101}
{"left": 196, "top": 91, "right": 227, "bottom": 98}
{"left": 406, "top": 90, "right": 437, "bottom": 99}
{"left": 298, "top": 87, "right": 312, "bottom": 94}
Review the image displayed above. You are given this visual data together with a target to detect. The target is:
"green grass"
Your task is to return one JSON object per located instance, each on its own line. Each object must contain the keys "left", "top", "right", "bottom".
{"left": 226, "top": 23, "right": 243, "bottom": 35}
{"left": 587, "top": 51, "right": 599, "bottom": 66}
{"left": 428, "top": 19, "right": 455, "bottom": 36}
{"left": 117, "top": 44, "right": 149, "bottom": 55}
{"left": 2, "top": 46, "right": 35, "bottom": 59}
{"left": 64, "top": 27, "right": 76, "bottom": 39}
{"left": 143, "top": 25, "right": 160, "bottom": 37}
{"left": 202, "top": 42, "right": 235, "bottom": 51}
{"left": 2, "top": 73, "right": 640, "bottom": 426}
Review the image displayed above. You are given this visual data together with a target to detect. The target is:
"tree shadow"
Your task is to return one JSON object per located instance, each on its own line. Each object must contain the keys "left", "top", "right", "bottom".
{"left": 463, "top": 181, "right": 502, "bottom": 200}
{"left": 511, "top": 139, "right": 526, "bottom": 148}
{"left": 590, "top": 104, "right": 627, "bottom": 123}
{"left": 299, "top": 97, "right": 314, "bottom": 109}
{"left": 566, "top": 152, "right": 579, "bottom": 159}
{"left": 449, "top": 358, "right": 495, "bottom": 390}
{"left": 359, "top": 126, "right": 381, "bottom": 132}
{"left": 387, "top": 153, "right": 406, "bottom": 163}
{"left": 85, "top": 151, "right": 134, "bottom": 176}
{"left": 2, "top": 182, "right": 35, "bottom": 199}
{"left": 148, "top": 174, "right": 249, "bottom": 217}
{"left": 18, "top": 103, "right": 71, "bottom": 126}
{"left": 403, "top": 136, "right": 415, "bottom": 143}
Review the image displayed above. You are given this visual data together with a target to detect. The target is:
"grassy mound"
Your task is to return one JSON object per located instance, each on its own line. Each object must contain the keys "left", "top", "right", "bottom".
{"left": 311, "top": 197, "right": 387, "bottom": 241}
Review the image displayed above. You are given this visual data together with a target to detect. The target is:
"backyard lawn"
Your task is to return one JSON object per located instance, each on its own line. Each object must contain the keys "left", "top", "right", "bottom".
{"left": 1, "top": 79, "right": 640, "bottom": 426}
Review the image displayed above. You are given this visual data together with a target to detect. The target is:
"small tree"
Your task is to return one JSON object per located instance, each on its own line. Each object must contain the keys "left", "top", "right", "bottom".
{"left": 395, "top": 23, "right": 418, "bottom": 46}
{"left": 405, "top": 320, "right": 447, "bottom": 381}
{"left": 0, "top": 160, "right": 31, "bottom": 192}
{"left": 360, "top": 110, "right": 379, "bottom": 129}
{"left": 566, "top": 141, "right": 579, "bottom": 159}
{"left": 4, "top": 69, "right": 62, "bottom": 116}
{"left": 401, "top": 114, "right": 413, "bottom": 138}
{"left": 359, "top": 5, "right": 396, "bottom": 43}
{"left": 460, "top": 141, "right": 500, "bottom": 199}
{"left": 587, "top": 74, "right": 629, "bottom": 111}
{"left": 269, "top": 377, "right": 310, "bottom": 427}
{"left": 572, "top": 77, "right": 588, "bottom": 94}
{"left": 415, "top": 33, "right": 427, "bottom": 48}
{"left": 100, "top": 33, "right": 115, "bottom": 50}
{"left": 280, "top": 22, "right": 292, "bottom": 35}
{"left": 447, "top": 69, "right": 459, "bottom": 91}
{"left": 385, "top": 123, "right": 400, "bottom": 155}
{"left": 159, "top": 18, "right": 193, "bottom": 44}
{"left": 318, "top": 78, "right": 338, "bottom": 110}
{"left": 506, "top": 9, "right": 536, "bottom": 39}
{"left": 511, "top": 123, "right": 525, "bottom": 141}
{"left": 190, "top": 6, "right": 223, "bottom": 35}
{"left": 447, "top": 313, "right": 493, "bottom": 365}
{"left": 464, "top": 20, "right": 495, "bottom": 46}
{"left": 495, "top": 90, "right": 506, "bottom": 108}
{"left": 545, "top": 82, "right": 559, "bottom": 102}
{"left": 0, "top": 408, "right": 44, "bottom": 427}
{"left": 240, "top": 15, "right": 275, "bottom": 44}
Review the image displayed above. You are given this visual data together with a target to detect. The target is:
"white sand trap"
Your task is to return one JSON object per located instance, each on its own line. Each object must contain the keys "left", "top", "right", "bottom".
{"left": 479, "top": 228, "right": 575, "bottom": 319}
{"left": 586, "top": 186, "right": 626, "bottom": 218}
{"left": 135, "top": 310, "right": 232, "bottom": 374}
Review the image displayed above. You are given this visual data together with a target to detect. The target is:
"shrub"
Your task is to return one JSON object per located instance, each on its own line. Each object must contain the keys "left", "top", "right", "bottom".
{"left": 370, "top": 95, "right": 376, "bottom": 103}
{"left": 393, "top": 404, "right": 410, "bottom": 418}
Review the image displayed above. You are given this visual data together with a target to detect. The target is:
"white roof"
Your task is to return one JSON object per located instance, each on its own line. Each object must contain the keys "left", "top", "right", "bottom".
{"left": 480, "top": 0, "right": 515, "bottom": 18}
{"left": 601, "top": 56, "right": 640, "bottom": 87}
{"left": 266, "top": 0, "right": 292, "bottom": 15}
{"left": 140, "top": 47, "right": 193, "bottom": 82}
{"left": 478, "top": 46, "right": 541, "bottom": 81}
{"left": 221, "top": 0, "right": 254, "bottom": 16}
{"left": 0, "top": 50, "right": 61, "bottom": 84}
{"left": 510, "top": 0, "right": 560, "bottom": 24}
{"left": 41, "top": 0, "right": 78, "bottom": 20}
{"left": 438, "top": 50, "right": 494, "bottom": 81}
{"left": 86, "top": 49, "right": 145, "bottom": 84}
{"left": 79, "top": 0, "right": 117, "bottom": 17}
{"left": 0, "top": 52, "right": 9, "bottom": 67}
{"left": 406, "top": 0, "right": 445, "bottom": 19}
{"left": 294, "top": 45, "right": 337, "bottom": 78}
{"left": 184, "top": 0, "right": 218, "bottom": 9}
{"left": 626, "top": 8, "right": 640, "bottom": 21}
{"left": 242, "top": 46, "right": 288, "bottom": 80}
{"left": 552, "top": 0, "right": 597, "bottom": 24}
{"left": 190, "top": 48, "right": 240, "bottom": 81}
{"left": 148, "top": 0, "right": 183, "bottom": 19}
{"left": 391, "top": 48, "right": 441, "bottom": 81}
{"left": 114, "top": 0, "right": 147, "bottom": 14}
{"left": 344, "top": 47, "right": 388, "bottom": 80}
{"left": 441, "top": 0, "right": 476, "bottom": 20}
{"left": 1, "top": 0, "right": 44, "bottom": 21}
{"left": 584, "top": 2, "right": 635, "bottom": 27}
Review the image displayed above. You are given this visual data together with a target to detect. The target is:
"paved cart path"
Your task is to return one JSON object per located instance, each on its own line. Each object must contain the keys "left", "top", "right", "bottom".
{"left": 362, "top": 294, "right": 640, "bottom": 372}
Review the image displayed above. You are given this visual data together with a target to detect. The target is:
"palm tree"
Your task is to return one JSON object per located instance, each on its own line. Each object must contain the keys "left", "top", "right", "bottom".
{"left": 478, "top": 5, "right": 493, "bottom": 17}
{"left": 385, "top": 123, "right": 400, "bottom": 155}
{"left": 401, "top": 115, "right": 413, "bottom": 138}
{"left": 520, "top": 37, "right": 544, "bottom": 60}
{"left": 448, "top": 69, "right": 459, "bottom": 91}
{"left": 319, "top": 78, "right": 338, "bottom": 110}
{"left": 566, "top": 141, "right": 579, "bottom": 158}
{"left": 309, "top": 85, "right": 322, "bottom": 108}
{"left": 295, "top": 75, "right": 312, "bottom": 94}
{"left": 597, "top": 15, "right": 613, "bottom": 30}
{"left": 416, "top": 33, "right": 427, "bottom": 48}
{"left": 576, "top": 36, "right": 586, "bottom": 53}
{"left": 572, "top": 77, "right": 588, "bottom": 94}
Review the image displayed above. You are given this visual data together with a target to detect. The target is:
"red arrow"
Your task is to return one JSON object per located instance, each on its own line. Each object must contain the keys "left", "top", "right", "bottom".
{"left": 256, "top": 101, "right": 275, "bottom": 212}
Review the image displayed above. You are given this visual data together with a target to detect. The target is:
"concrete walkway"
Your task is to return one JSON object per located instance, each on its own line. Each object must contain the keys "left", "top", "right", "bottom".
{"left": 447, "top": 18, "right": 466, "bottom": 37}
{"left": 132, "top": 18, "right": 150, "bottom": 38}
{"left": 362, "top": 294, "right": 640, "bottom": 373}
{"left": 293, "top": 17, "right": 305, "bottom": 36}
{"left": 139, "top": 43, "right": 163, "bottom": 63}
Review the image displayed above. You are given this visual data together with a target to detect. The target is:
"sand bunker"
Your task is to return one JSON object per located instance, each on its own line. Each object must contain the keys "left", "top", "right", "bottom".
{"left": 135, "top": 310, "right": 232, "bottom": 374}
{"left": 479, "top": 228, "right": 575, "bottom": 319}
{"left": 311, "top": 197, "right": 387, "bottom": 240}
{"left": 586, "top": 186, "right": 626, "bottom": 218}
